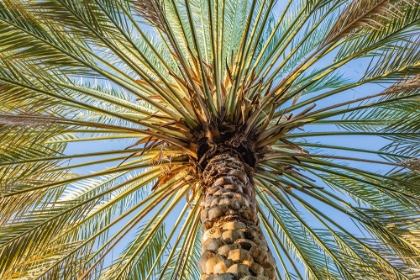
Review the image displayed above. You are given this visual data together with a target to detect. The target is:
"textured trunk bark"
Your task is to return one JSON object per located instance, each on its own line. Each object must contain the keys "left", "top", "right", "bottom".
{"left": 198, "top": 152, "right": 277, "bottom": 280}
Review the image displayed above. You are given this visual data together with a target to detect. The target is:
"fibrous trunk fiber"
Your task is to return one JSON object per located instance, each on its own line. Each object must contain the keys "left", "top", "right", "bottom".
{"left": 199, "top": 152, "right": 277, "bottom": 280}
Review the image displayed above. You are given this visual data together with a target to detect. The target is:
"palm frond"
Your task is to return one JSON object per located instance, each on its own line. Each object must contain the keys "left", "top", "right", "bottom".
{"left": 1, "top": 0, "right": 420, "bottom": 279}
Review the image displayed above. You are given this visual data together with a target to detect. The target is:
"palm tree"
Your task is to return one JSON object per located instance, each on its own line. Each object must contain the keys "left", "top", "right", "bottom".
{"left": 1, "top": 0, "right": 420, "bottom": 279}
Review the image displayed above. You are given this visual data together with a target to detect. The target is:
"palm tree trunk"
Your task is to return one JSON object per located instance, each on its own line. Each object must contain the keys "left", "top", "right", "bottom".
{"left": 198, "top": 152, "right": 277, "bottom": 280}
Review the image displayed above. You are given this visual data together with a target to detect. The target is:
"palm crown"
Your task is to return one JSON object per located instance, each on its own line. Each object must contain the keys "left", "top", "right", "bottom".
{"left": 1, "top": 0, "right": 420, "bottom": 279}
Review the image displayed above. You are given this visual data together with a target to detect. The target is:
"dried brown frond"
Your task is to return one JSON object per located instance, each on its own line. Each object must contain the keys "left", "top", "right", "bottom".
{"left": 400, "top": 158, "right": 420, "bottom": 171}
{"left": 0, "top": 113, "right": 55, "bottom": 128}
{"left": 384, "top": 74, "right": 420, "bottom": 94}
{"left": 325, "top": 0, "right": 415, "bottom": 44}
{"left": 133, "top": 0, "right": 166, "bottom": 32}
{"left": 152, "top": 166, "right": 185, "bottom": 190}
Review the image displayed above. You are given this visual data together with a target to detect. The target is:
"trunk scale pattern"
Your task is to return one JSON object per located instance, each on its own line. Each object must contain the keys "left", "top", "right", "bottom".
{"left": 199, "top": 152, "right": 277, "bottom": 280}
